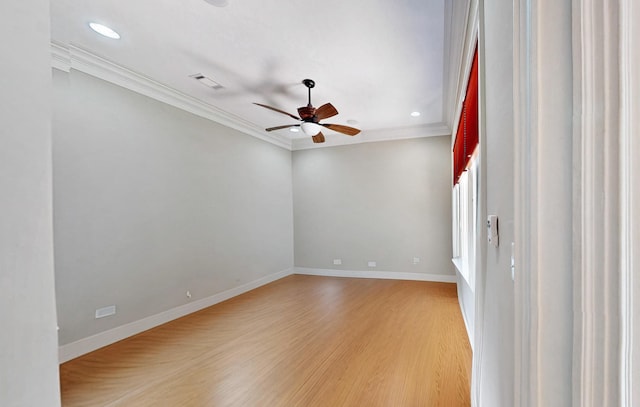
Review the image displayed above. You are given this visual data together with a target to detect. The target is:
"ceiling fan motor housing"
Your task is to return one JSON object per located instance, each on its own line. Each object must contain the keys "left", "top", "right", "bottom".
{"left": 297, "top": 106, "right": 316, "bottom": 121}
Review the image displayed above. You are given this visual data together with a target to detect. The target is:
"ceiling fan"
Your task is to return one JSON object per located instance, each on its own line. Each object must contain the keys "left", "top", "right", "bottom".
{"left": 254, "top": 79, "right": 361, "bottom": 144}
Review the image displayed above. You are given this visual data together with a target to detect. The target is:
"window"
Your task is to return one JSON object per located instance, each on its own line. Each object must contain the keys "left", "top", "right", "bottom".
{"left": 452, "top": 45, "right": 478, "bottom": 288}
{"left": 452, "top": 153, "right": 478, "bottom": 288}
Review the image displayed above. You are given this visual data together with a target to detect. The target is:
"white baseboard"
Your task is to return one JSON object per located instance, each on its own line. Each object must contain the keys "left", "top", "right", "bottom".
{"left": 294, "top": 267, "right": 457, "bottom": 283}
{"left": 59, "top": 267, "right": 455, "bottom": 363}
{"left": 454, "top": 272, "right": 474, "bottom": 350}
{"left": 58, "top": 268, "right": 294, "bottom": 363}
{"left": 458, "top": 294, "right": 474, "bottom": 351}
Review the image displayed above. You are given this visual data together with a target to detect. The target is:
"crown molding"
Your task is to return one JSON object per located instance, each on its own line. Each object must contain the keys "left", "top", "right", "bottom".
{"left": 291, "top": 122, "right": 451, "bottom": 151}
{"left": 50, "top": 43, "right": 451, "bottom": 152}
{"left": 443, "top": 0, "right": 470, "bottom": 129}
{"left": 50, "top": 42, "right": 292, "bottom": 150}
{"left": 51, "top": 42, "right": 71, "bottom": 72}
{"left": 444, "top": 0, "right": 478, "bottom": 138}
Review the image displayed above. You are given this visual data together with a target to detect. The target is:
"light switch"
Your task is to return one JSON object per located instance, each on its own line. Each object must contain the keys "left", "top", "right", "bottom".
{"left": 487, "top": 215, "right": 499, "bottom": 247}
{"left": 511, "top": 242, "right": 515, "bottom": 281}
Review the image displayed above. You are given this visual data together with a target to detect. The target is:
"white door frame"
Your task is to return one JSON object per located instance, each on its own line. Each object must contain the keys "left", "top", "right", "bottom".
{"left": 513, "top": 0, "right": 639, "bottom": 405}
{"left": 513, "top": 0, "right": 575, "bottom": 405}
{"left": 618, "top": 0, "right": 639, "bottom": 404}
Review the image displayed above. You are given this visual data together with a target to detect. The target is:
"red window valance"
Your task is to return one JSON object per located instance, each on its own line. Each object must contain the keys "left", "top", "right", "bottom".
{"left": 453, "top": 46, "right": 478, "bottom": 185}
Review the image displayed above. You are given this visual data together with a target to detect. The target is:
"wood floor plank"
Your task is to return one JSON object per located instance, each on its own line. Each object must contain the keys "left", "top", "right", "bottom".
{"left": 60, "top": 275, "right": 472, "bottom": 406}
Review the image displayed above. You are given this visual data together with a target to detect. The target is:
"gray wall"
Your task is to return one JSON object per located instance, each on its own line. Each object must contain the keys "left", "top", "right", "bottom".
{"left": 292, "top": 137, "right": 453, "bottom": 276}
{"left": 0, "top": 1, "right": 61, "bottom": 405}
{"left": 52, "top": 70, "right": 294, "bottom": 345}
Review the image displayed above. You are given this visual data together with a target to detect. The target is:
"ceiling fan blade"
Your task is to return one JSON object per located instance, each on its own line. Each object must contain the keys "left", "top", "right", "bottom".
{"left": 265, "top": 124, "right": 300, "bottom": 132}
{"left": 315, "top": 103, "right": 339, "bottom": 120}
{"left": 254, "top": 103, "right": 300, "bottom": 120}
{"left": 312, "top": 133, "right": 326, "bottom": 143}
{"left": 320, "top": 123, "right": 361, "bottom": 136}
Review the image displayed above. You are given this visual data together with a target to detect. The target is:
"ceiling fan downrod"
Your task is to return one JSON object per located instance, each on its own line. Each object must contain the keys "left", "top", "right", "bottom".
{"left": 302, "top": 79, "right": 315, "bottom": 107}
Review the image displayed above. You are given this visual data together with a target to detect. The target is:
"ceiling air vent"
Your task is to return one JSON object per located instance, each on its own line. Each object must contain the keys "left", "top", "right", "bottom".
{"left": 189, "top": 73, "right": 224, "bottom": 90}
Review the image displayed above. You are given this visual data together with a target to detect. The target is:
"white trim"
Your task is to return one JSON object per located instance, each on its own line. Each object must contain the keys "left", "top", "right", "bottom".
{"left": 460, "top": 295, "right": 473, "bottom": 348}
{"left": 619, "top": 75, "right": 633, "bottom": 407}
{"left": 513, "top": 0, "right": 539, "bottom": 405}
{"left": 294, "top": 267, "right": 457, "bottom": 283}
{"left": 51, "top": 42, "right": 70, "bottom": 72}
{"left": 51, "top": 42, "right": 452, "bottom": 152}
{"left": 458, "top": 295, "right": 475, "bottom": 352}
{"left": 571, "top": 0, "right": 622, "bottom": 405}
{"left": 455, "top": 271, "right": 474, "bottom": 350}
{"left": 291, "top": 123, "right": 450, "bottom": 151}
{"left": 50, "top": 42, "right": 292, "bottom": 151}
{"left": 452, "top": 257, "right": 463, "bottom": 274}
{"left": 445, "top": 0, "right": 479, "bottom": 132}
{"left": 443, "top": 0, "right": 465, "bottom": 128}
{"left": 59, "top": 266, "right": 458, "bottom": 363}
{"left": 619, "top": 0, "right": 637, "bottom": 404}
{"left": 58, "top": 268, "right": 294, "bottom": 363}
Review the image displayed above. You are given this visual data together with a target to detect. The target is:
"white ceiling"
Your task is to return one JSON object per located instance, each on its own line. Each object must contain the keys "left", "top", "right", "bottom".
{"left": 50, "top": 0, "right": 467, "bottom": 149}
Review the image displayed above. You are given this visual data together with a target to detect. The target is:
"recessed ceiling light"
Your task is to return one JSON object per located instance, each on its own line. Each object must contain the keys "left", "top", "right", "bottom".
{"left": 411, "top": 111, "right": 421, "bottom": 117}
{"left": 289, "top": 127, "right": 300, "bottom": 132}
{"left": 89, "top": 22, "right": 120, "bottom": 39}
{"left": 204, "top": 0, "right": 229, "bottom": 6}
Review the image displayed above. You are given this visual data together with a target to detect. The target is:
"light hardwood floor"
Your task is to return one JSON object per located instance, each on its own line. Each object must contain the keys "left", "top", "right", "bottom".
{"left": 60, "top": 275, "right": 472, "bottom": 406}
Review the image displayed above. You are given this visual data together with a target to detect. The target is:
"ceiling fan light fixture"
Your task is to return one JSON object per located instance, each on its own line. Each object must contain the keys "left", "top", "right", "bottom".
{"left": 411, "top": 111, "right": 421, "bottom": 117}
{"left": 301, "top": 122, "right": 322, "bottom": 136}
{"left": 289, "top": 127, "right": 300, "bottom": 132}
{"left": 88, "top": 22, "right": 120, "bottom": 39}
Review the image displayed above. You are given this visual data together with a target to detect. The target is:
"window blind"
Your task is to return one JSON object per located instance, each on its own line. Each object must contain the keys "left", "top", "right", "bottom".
{"left": 453, "top": 46, "right": 478, "bottom": 185}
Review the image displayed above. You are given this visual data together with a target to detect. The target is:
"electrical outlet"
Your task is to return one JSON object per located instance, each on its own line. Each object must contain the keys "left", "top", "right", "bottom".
{"left": 368, "top": 261, "right": 377, "bottom": 268}
{"left": 413, "top": 257, "right": 420, "bottom": 264}
{"left": 333, "top": 259, "right": 342, "bottom": 265}
{"left": 186, "top": 290, "right": 192, "bottom": 299}
{"left": 95, "top": 305, "right": 116, "bottom": 319}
